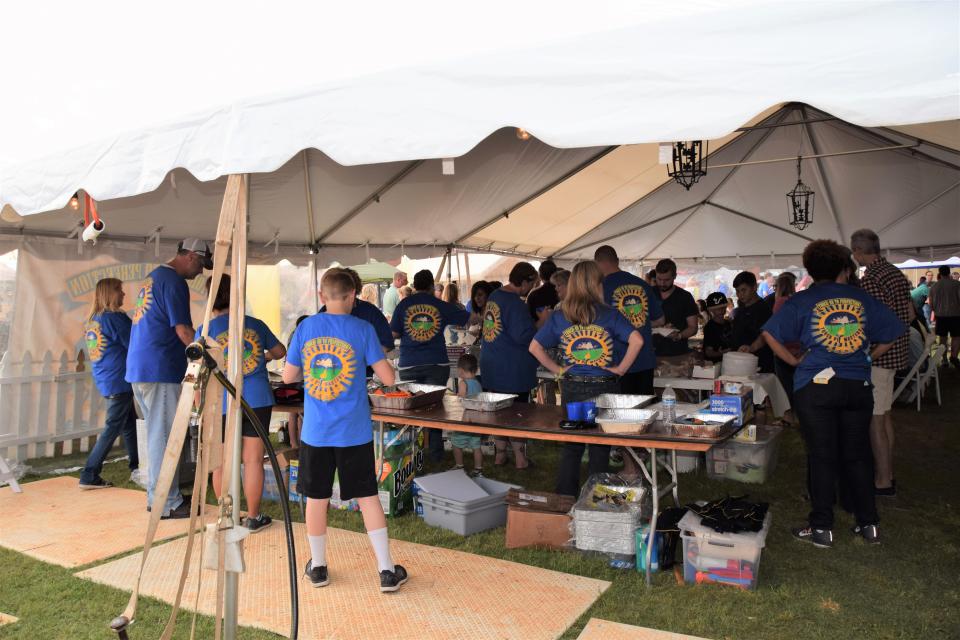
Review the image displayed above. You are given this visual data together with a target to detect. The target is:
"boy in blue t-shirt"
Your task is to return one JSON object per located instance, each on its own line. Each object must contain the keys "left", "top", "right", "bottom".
{"left": 283, "top": 268, "right": 408, "bottom": 593}
{"left": 196, "top": 275, "right": 286, "bottom": 533}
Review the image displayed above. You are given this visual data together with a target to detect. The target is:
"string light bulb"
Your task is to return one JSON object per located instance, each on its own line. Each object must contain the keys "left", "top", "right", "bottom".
{"left": 516, "top": 128, "right": 531, "bottom": 141}
{"left": 69, "top": 192, "right": 80, "bottom": 210}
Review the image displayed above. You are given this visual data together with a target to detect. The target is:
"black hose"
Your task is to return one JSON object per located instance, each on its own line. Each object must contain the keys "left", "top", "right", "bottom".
{"left": 191, "top": 342, "right": 299, "bottom": 640}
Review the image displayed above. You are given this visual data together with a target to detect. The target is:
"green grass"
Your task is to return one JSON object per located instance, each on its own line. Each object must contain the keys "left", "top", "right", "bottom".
{"left": 3, "top": 370, "right": 960, "bottom": 639}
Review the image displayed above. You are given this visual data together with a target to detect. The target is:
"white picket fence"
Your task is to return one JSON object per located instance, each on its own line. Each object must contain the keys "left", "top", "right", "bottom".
{"left": 0, "top": 349, "right": 106, "bottom": 462}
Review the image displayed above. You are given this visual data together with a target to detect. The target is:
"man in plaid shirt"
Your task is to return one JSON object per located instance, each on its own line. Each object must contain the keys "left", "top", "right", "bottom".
{"left": 852, "top": 229, "right": 913, "bottom": 497}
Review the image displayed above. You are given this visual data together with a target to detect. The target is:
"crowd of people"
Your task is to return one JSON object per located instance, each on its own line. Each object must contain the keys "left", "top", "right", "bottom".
{"left": 74, "top": 227, "right": 959, "bottom": 592}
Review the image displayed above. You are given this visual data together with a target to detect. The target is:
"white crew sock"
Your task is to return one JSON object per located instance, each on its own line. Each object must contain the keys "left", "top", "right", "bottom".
{"left": 367, "top": 527, "right": 395, "bottom": 573}
{"left": 308, "top": 534, "right": 327, "bottom": 569}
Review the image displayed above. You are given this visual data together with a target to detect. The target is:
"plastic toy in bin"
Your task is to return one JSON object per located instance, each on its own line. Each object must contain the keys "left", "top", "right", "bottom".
{"left": 573, "top": 474, "right": 649, "bottom": 557}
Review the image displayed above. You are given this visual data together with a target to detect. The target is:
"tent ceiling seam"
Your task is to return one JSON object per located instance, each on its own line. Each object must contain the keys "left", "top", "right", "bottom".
{"left": 316, "top": 160, "right": 424, "bottom": 242}
{"left": 556, "top": 203, "right": 702, "bottom": 257}
{"left": 801, "top": 106, "right": 846, "bottom": 243}
{"left": 877, "top": 180, "right": 960, "bottom": 235}
{"left": 455, "top": 146, "right": 616, "bottom": 245}
{"left": 639, "top": 107, "right": 796, "bottom": 261}
{"left": 552, "top": 104, "right": 793, "bottom": 257}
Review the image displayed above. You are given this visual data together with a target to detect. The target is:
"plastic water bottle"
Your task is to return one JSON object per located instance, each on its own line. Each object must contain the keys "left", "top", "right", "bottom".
{"left": 662, "top": 385, "right": 677, "bottom": 423}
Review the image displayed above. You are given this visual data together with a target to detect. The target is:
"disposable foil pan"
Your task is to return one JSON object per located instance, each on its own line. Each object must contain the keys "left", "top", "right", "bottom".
{"left": 461, "top": 392, "right": 518, "bottom": 412}
{"left": 594, "top": 394, "right": 655, "bottom": 409}
{"left": 368, "top": 384, "right": 448, "bottom": 410}
{"left": 596, "top": 408, "right": 659, "bottom": 434}
{"left": 670, "top": 413, "right": 735, "bottom": 438}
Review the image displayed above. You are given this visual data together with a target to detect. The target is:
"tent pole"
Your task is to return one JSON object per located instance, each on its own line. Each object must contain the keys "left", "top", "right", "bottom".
{"left": 434, "top": 251, "right": 448, "bottom": 284}
{"left": 302, "top": 150, "right": 317, "bottom": 244}
{"left": 446, "top": 246, "right": 453, "bottom": 284}
{"left": 454, "top": 146, "right": 616, "bottom": 245}
{"left": 315, "top": 161, "right": 423, "bottom": 242}
{"left": 708, "top": 201, "right": 815, "bottom": 243}
{"left": 555, "top": 203, "right": 701, "bottom": 257}
{"left": 223, "top": 175, "right": 249, "bottom": 640}
{"left": 464, "top": 252, "right": 471, "bottom": 293}
{"left": 707, "top": 143, "right": 918, "bottom": 170}
{"left": 455, "top": 250, "right": 462, "bottom": 286}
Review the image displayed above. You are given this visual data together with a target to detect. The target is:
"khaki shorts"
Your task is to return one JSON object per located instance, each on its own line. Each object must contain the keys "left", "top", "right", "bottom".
{"left": 871, "top": 366, "right": 895, "bottom": 415}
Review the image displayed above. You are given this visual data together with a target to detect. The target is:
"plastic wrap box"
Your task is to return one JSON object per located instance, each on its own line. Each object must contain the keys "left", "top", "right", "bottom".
{"left": 330, "top": 426, "right": 425, "bottom": 515}
{"left": 706, "top": 425, "right": 783, "bottom": 484}
{"left": 417, "top": 475, "right": 519, "bottom": 535}
{"left": 506, "top": 507, "right": 572, "bottom": 549}
{"left": 709, "top": 388, "right": 754, "bottom": 427}
{"left": 573, "top": 508, "right": 643, "bottom": 555}
{"left": 680, "top": 509, "right": 771, "bottom": 590}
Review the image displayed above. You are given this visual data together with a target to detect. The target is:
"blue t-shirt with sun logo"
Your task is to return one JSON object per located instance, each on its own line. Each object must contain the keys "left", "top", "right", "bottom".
{"left": 288, "top": 313, "right": 387, "bottom": 447}
{"left": 390, "top": 292, "right": 471, "bottom": 368}
{"left": 762, "top": 282, "right": 905, "bottom": 391}
{"left": 479, "top": 288, "right": 539, "bottom": 393}
{"left": 603, "top": 270, "right": 663, "bottom": 373}
{"left": 86, "top": 311, "right": 133, "bottom": 396}
{"left": 534, "top": 306, "right": 637, "bottom": 377}
{"left": 126, "top": 266, "right": 194, "bottom": 383}
{"left": 196, "top": 315, "right": 281, "bottom": 411}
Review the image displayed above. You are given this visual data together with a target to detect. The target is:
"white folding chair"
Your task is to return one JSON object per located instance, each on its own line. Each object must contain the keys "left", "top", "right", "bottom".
{"left": 0, "top": 437, "right": 22, "bottom": 493}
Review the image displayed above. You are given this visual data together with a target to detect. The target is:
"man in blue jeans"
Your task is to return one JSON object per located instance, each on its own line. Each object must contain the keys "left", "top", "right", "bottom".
{"left": 126, "top": 238, "right": 211, "bottom": 519}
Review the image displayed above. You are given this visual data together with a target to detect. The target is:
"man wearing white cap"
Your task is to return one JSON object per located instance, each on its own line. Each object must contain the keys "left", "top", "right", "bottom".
{"left": 126, "top": 238, "right": 212, "bottom": 518}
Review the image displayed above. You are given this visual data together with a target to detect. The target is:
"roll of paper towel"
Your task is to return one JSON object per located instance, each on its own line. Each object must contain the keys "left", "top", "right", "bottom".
{"left": 722, "top": 352, "right": 758, "bottom": 377}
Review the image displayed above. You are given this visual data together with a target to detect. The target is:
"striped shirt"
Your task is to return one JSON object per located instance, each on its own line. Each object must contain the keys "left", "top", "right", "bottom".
{"left": 861, "top": 257, "right": 911, "bottom": 370}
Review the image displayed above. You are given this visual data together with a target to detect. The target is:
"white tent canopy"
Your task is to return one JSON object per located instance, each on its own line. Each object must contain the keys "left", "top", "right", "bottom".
{"left": 0, "top": 1, "right": 957, "bottom": 266}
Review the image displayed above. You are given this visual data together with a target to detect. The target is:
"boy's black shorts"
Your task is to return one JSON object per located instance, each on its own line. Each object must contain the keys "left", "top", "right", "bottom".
{"left": 298, "top": 440, "right": 378, "bottom": 500}
{"left": 221, "top": 406, "right": 273, "bottom": 439}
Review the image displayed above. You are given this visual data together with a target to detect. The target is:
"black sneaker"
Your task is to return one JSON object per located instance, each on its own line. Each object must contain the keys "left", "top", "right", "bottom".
{"left": 852, "top": 524, "right": 880, "bottom": 544}
{"left": 379, "top": 564, "right": 408, "bottom": 593}
{"left": 792, "top": 525, "right": 833, "bottom": 548}
{"left": 875, "top": 480, "right": 897, "bottom": 497}
{"left": 79, "top": 478, "right": 113, "bottom": 490}
{"left": 160, "top": 501, "right": 199, "bottom": 520}
{"left": 950, "top": 356, "right": 960, "bottom": 369}
{"left": 303, "top": 560, "right": 330, "bottom": 587}
{"left": 469, "top": 469, "right": 484, "bottom": 478}
{"left": 244, "top": 513, "right": 273, "bottom": 533}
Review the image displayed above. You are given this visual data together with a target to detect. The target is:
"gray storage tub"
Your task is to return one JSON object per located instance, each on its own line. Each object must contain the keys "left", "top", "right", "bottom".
{"left": 416, "top": 476, "right": 519, "bottom": 535}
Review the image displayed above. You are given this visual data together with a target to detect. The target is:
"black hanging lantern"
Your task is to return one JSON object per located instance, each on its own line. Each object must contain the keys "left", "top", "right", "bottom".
{"left": 667, "top": 140, "right": 707, "bottom": 190}
{"left": 786, "top": 156, "right": 815, "bottom": 230}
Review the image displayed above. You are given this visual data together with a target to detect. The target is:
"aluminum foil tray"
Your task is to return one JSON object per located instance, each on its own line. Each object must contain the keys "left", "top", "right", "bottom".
{"left": 596, "top": 408, "right": 659, "bottom": 434}
{"left": 461, "top": 392, "right": 518, "bottom": 412}
{"left": 670, "top": 412, "right": 735, "bottom": 439}
{"left": 594, "top": 394, "right": 655, "bottom": 409}
{"left": 368, "top": 383, "right": 448, "bottom": 410}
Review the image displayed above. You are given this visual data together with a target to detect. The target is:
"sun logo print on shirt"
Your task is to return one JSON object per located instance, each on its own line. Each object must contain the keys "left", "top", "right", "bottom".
{"left": 612, "top": 284, "right": 649, "bottom": 328}
{"left": 302, "top": 337, "right": 357, "bottom": 401}
{"left": 560, "top": 325, "right": 613, "bottom": 367}
{"left": 482, "top": 302, "right": 503, "bottom": 342}
{"left": 214, "top": 328, "right": 263, "bottom": 376}
{"left": 405, "top": 304, "right": 442, "bottom": 342}
{"left": 811, "top": 298, "right": 866, "bottom": 355}
{"left": 132, "top": 278, "right": 153, "bottom": 324}
{"left": 85, "top": 321, "right": 106, "bottom": 362}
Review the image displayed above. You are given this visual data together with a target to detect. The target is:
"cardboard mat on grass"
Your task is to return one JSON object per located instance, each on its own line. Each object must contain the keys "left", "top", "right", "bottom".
{"left": 0, "top": 613, "right": 19, "bottom": 626}
{"left": 577, "top": 618, "right": 709, "bottom": 640}
{"left": 0, "top": 476, "right": 215, "bottom": 568}
{"left": 78, "top": 523, "right": 610, "bottom": 640}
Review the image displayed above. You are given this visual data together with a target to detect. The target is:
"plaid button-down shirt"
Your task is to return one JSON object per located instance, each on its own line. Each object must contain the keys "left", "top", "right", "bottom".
{"left": 861, "top": 257, "right": 911, "bottom": 370}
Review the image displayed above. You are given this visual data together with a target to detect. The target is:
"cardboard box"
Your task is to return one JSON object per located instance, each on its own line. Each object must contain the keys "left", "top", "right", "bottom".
{"left": 506, "top": 506, "right": 572, "bottom": 549}
{"left": 710, "top": 388, "right": 754, "bottom": 427}
{"left": 506, "top": 488, "right": 575, "bottom": 514}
